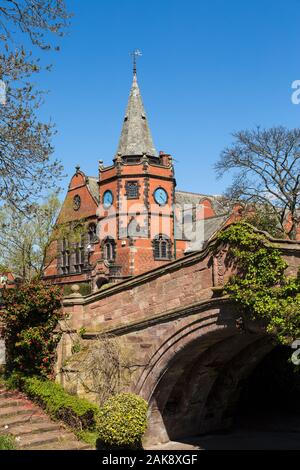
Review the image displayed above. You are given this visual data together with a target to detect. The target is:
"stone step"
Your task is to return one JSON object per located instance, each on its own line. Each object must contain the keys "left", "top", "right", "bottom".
{"left": 31, "top": 439, "right": 92, "bottom": 450}
{"left": 18, "top": 430, "right": 70, "bottom": 449}
{"left": 1, "top": 420, "right": 62, "bottom": 437}
{"left": 0, "top": 405, "right": 39, "bottom": 420}
{"left": 0, "top": 398, "right": 26, "bottom": 409}
{"left": 0, "top": 390, "right": 17, "bottom": 399}
{"left": 0, "top": 411, "right": 45, "bottom": 430}
{"left": 0, "top": 385, "right": 95, "bottom": 450}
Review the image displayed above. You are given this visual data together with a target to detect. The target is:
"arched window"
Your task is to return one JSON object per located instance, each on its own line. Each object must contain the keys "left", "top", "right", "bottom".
{"left": 61, "top": 237, "right": 70, "bottom": 274}
{"left": 153, "top": 234, "right": 172, "bottom": 260}
{"left": 102, "top": 237, "right": 116, "bottom": 262}
{"left": 74, "top": 234, "right": 85, "bottom": 273}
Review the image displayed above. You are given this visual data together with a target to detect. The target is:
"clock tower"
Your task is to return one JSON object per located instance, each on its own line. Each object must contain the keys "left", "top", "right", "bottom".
{"left": 97, "top": 67, "right": 176, "bottom": 278}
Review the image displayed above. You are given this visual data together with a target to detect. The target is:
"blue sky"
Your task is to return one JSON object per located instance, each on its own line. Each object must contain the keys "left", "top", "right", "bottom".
{"left": 37, "top": 0, "right": 300, "bottom": 195}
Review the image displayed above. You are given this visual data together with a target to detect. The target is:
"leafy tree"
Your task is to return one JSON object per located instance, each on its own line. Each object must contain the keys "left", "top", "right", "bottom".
{"left": 0, "top": 193, "right": 61, "bottom": 279}
{"left": 240, "top": 204, "right": 285, "bottom": 239}
{"left": 0, "top": 1, "right": 69, "bottom": 48}
{"left": 0, "top": 1, "right": 70, "bottom": 211}
{"left": 216, "top": 126, "right": 300, "bottom": 239}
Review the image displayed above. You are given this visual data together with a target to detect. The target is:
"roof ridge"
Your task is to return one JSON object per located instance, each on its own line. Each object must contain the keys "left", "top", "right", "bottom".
{"left": 176, "top": 189, "right": 222, "bottom": 198}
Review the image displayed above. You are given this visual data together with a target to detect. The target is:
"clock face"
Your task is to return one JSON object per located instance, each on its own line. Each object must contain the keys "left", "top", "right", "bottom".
{"left": 103, "top": 190, "right": 113, "bottom": 208}
{"left": 73, "top": 194, "right": 81, "bottom": 211}
{"left": 154, "top": 187, "right": 168, "bottom": 206}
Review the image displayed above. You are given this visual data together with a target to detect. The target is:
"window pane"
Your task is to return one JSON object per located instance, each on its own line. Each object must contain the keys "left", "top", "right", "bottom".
{"left": 126, "top": 182, "right": 138, "bottom": 198}
{"left": 154, "top": 241, "right": 160, "bottom": 258}
{"left": 161, "top": 241, "right": 167, "bottom": 258}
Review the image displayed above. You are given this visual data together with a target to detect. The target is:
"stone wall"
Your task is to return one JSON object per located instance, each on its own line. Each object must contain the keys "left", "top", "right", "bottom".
{"left": 57, "top": 229, "right": 300, "bottom": 445}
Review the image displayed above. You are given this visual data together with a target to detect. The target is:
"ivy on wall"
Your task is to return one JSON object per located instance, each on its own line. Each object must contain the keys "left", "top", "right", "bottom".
{"left": 217, "top": 223, "right": 300, "bottom": 345}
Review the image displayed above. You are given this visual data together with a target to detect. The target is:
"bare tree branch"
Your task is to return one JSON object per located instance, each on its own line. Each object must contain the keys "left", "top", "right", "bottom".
{"left": 216, "top": 126, "right": 300, "bottom": 239}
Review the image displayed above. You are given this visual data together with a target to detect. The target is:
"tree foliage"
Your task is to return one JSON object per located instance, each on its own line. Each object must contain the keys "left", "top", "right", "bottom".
{"left": 240, "top": 204, "right": 285, "bottom": 239}
{"left": 216, "top": 127, "right": 300, "bottom": 239}
{"left": 0, "top": 193, "right": 61, "bottom": 280}
{"left": 0, "top": 0, "right": 69, "bottom": 48}
{"left": 0, "top": 1, "right": 70, "bottom": 211}
{"left": 218, "top": 223, "right": 300, "bottom": 345}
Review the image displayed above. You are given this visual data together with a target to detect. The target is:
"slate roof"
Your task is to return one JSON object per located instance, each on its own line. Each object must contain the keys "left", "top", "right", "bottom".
{"left": 87, "top": 176, "right": 99, "bottom": 204}
{"left": 174, "top": 189, "right": 231, "bottom": 251}
{"left": 116, "top": 73, "right": 158, "bottom": 158}
{"left": 175, "top": 190, "right": 230, "bottom": 215}
{"left": 183, "top": 214, "right": 229, "bottom": 253}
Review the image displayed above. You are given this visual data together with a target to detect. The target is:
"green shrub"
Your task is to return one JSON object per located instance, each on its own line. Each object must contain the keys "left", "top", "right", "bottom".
{"left": 1, "top": 280, "right": 63, "bottom": 378}
{"left": 75, "top": 430, "right": 98, "bottom": 447}
{"left": 96, "top": 393, "right": 148, "bottom": 449}
{"left": 22, "top": 376, "right": 99, "bottom": 430}
{"left": 0, "top": 434, "right": 16, "bottom": 450}
{"left": 3, "top": 371, "right": 25, "bottom": 390}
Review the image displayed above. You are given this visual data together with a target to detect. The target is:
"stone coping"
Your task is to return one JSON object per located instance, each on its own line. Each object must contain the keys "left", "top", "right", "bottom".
{"left": 60, "top": 297, "right": 232, "bottom": 338}
{"left": 62, "top": 225, "right": 300, "bottom": 308}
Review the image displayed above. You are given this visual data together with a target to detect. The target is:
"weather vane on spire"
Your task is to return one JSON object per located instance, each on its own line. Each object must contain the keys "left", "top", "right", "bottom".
{"left": 130, "top": 49, "right": 142, "bottom": 75}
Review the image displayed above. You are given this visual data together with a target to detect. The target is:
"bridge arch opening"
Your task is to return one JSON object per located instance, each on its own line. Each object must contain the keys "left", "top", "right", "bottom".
{"left": 144, "top": 331, "right": 300, "bottom": 448}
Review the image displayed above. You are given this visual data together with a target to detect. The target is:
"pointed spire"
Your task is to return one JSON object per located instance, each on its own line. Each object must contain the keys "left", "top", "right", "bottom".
{"left": 116, "top": 68, "right": 158, "bottom": 158}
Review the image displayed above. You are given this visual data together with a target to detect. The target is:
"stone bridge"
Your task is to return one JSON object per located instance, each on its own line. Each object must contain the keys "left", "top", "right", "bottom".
{"left": 58, "top": 228, "right": 300, "bottom": 445}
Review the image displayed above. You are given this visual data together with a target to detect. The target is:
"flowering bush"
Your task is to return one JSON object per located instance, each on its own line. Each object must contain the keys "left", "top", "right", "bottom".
{"left": 96, "top": 393, "right": 148, "bottom": 449}
{"left": 1, "top": 281, "right": 63, "bottom": 377}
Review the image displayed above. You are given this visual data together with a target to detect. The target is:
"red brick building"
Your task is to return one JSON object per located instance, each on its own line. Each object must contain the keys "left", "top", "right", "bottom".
{"left": 43, "top": 69, "right": 229, "bottom": 292}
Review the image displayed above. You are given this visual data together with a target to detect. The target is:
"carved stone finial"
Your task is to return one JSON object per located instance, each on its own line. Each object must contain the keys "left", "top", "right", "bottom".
{"left": 68, "top": 284, "right": 82, "bottom": 298}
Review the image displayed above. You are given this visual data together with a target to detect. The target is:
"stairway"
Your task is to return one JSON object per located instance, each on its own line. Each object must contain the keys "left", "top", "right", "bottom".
{"left": 0, "top": 386, "right": 92, "bottom": 450}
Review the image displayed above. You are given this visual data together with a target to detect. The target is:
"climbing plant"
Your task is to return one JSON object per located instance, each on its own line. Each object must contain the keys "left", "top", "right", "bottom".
{"left": 217, "top": 222, "right": 300, "bottom": 345}
{"left": 1, "top": 281, "right": 63, "bottom": 378}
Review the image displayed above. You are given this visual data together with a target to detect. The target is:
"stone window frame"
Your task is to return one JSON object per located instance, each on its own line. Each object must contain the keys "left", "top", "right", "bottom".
{"left": 73, "top": 234, "right": 85, "bottom": 273}
{"left": 125, "top": 180, "right": 140, "bottom": 200}
{"left": 61, "top": 237, "right": 70, "bottom": 274}
{"left": 152, "top": 234, "right": 172, "bottom": 260}
{"left": 60, "top": 223, "right": 86, "bottom": 275}
{"left": 102, "top": 236, "right": 116, "bottom": 262}
{"left": 73, "top": 194, "right": 81, "bottom": 211}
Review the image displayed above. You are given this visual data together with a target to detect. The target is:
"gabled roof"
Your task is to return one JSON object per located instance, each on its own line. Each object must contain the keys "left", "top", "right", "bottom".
{"left": 87, "top": 176, "right": 99, "bottom": 204}
{"left": 116, "top": 73, "right": 158, "bottom": 158}
{"left": 184, "top": 214, "right": 229, "bottom": 253}
{"left": 175, "top": 190, "right": 230, "bottom": 216}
